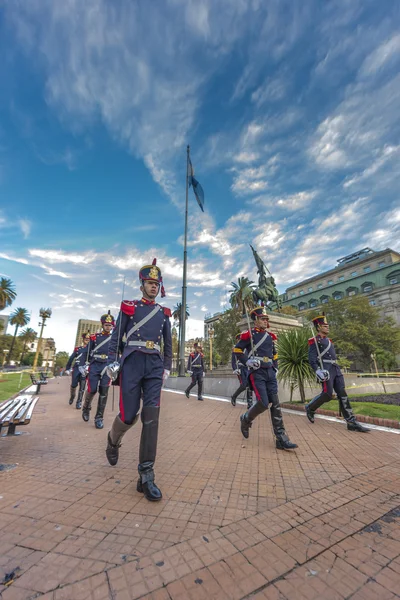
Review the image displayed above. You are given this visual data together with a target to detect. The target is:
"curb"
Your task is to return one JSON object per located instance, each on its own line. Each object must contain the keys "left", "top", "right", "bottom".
{"left": 281, "top": 402, "right": 400, "bottom": 429}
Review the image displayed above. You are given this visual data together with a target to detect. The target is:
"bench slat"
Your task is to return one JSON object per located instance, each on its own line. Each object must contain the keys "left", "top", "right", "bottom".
{"left": 14, "top": 396, "right": 36, "bottom": 422}
{"left": 21, "top": 396, "right": 39, "bottom": 424}
{"left": 1, "top": 397, "right": 28, "bottom": 425}
{"left": 0, "top": 399, "right": 16, "bottom": 419}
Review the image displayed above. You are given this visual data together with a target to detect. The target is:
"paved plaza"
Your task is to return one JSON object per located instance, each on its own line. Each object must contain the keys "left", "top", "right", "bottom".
{"left": 1, "top": 377, "right": 400, "bottom": 599}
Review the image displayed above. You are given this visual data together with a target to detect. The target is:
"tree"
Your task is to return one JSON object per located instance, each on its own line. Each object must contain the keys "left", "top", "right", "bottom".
{"left": 8, "top": 308, "right": 30, "bottom": 363}
{"left": 19, "top": 327, "right": 37, "bottom": 363}
{"left": 277, "top": 328, "right": 316, "bottom": 403}
{"left": 55, "top": 351, "right": 70, "bottom": 369}
{"left": 304, "top": 296, "right": 400, "bottom": 370}
{"left": 21, "top": 352, "right": 43, "bottom": 367}
{"left": 212, "top": 308, "right": 241, "bottom": 365}
{"left": 375, "top": 349, "right": 397, "bottom": 372}
{"left": 229, "top": 277, "right": 255, "bottom": 315}
{"left": 172, "top": 303, "right": 190, "bottom": 326}
{"left": 280, "top": 305, "right": 299, "bottom": 316}
{"left": 0, "top": 277, "right": 17, "bottom": 311}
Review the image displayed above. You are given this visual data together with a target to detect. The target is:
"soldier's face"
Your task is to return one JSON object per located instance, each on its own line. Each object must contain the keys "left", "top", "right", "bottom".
{"left": 103, "top": 322, "right": 113, "bottom": 333}
{"left": 318, "top": 323, "right": 329, "bottom": 335}
{"left": 255, "top": 316, "right": 269, "bottom": 330}
{"left": 141, "top": 280, "right": 160, "bottom": 299}
{"left": 83, "top": 336, "right": 90, "bottom": 346}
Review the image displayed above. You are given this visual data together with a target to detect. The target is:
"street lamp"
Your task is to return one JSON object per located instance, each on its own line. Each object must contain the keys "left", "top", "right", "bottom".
{"left": 370, "top": 353, "right": 379, "bottom": 376}
{"left": 208, "top": 325, "right": 214, "bottom": 371}
{"left": 2, "top": 348, "right": 9, "bottom": 367}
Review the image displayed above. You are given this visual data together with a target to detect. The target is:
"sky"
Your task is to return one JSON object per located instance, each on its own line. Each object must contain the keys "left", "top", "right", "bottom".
{"left": 1, "top": 0, "right": 399, "bottom": 353}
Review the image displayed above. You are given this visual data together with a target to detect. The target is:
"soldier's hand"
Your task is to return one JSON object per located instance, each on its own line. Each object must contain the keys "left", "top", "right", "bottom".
{"left": 106, "top": 361, "right": 120, "bottom": 382}
{"left": 233, "top": 369, "right": 240, "bottom": 375}
{"left": 316, "top": 368, "right": 329, "bottom": 382}
{"left": 187, "top": 370, "right": 193, "bottom": 375}
{"left": 162, "top": 369, "right": 170, "bottom": 385}
{"left": 78, "top": 365, "right": 88, "bottom": 377}
{"left": 65, "top": 370, "right": 71, "bottom": 376}
{"left": 246, "top": 358, "right": 261, "bottom": 371}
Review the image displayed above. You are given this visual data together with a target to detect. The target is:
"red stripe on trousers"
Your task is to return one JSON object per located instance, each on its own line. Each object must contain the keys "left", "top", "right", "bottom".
{"left": 249, "top": 373, "right": 261, "bottom": 402}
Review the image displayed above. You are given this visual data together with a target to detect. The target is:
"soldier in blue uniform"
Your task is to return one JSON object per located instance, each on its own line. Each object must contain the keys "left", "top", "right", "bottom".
{"left": 185, "top": 343, "right": 205, "bottom": 401}
{"left": 231, "top": 333, "right": 253, "bottom": 409}
{"left": 306, "top": 314, "right": 369, "bottom": 432}
{"left": 234, "top": 306, "right": 297, "bottom": 450}
{"left": 65, "top": 332, "right": 91, "bottom": 409}
{"left": 105, "top": 259, "right": 172, "bottom": 502}
{"left": 82, "top": 311, "right": 115, "bottom": 429}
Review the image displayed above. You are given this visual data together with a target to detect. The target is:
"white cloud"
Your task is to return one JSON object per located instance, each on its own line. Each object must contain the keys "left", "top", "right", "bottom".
{"left": 29, "top": 248, "right": 96, "bottom": 264}
{"left": 18, "top": 219, "right": 32, "bottom": 238}
{"left": 0, "top": 252, "right": 29, "bottom": 265}
{"left": 42, "top": 266, "right": 71, "bottom": 278}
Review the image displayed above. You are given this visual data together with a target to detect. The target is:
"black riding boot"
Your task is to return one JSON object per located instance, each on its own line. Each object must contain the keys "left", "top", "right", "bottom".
{"left": 76, "top": 381, "right": 85, "bottom": 410}
{"left": 246, "top": 388, "right": 253, "bottom": 410}
{"left": 82, "top": 391, "right": 95, "bottom": 422}
{"left": 305, "top": 391, "right": 331, "bottom": 423}
{"left": 231, "top": 382, "right": 247, "bottom": 406}
{"left": 94, "top": 386, "right": 109, "bottom": 429}
{"left": 269, "top": 394, "right": 298, "bottom": 450}
{"left": 106, "top": 415, "right": 138, "bottom": 466}
{"left": 69, "top": 386, "right": 76, "bottom": 405}
{"left": 197, "top": 378, "right": 204, "bottom": 401}
{"left": 338, "top": 392, "right": 370, "bottom": 432}
{"left": 185, "top": 380, "right": 196, "bottom": 399}
{"left": 137, "top": 407, "right": 162, "bottom": 501}
{"left": 240, "top": 401, "right": 268, "bottom": 439}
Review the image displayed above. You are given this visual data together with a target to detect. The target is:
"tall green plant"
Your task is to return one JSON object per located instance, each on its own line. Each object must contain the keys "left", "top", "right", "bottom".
{"left": 0, "top": 277, "right": 17, "bottom": 311}
{"left": 277, "top": 328, "right": 316, "bottom": 403}
{"left": 8, "top": 307, "right": 30, "bottom": 362}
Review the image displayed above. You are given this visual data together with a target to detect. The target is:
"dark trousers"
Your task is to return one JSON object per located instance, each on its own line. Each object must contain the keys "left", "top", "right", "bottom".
{"left": 310, "top": 366, "right": 356, "bottom": 422}
{"left": 119, "top": 352, "right": 163, "bottom": 424}
{"left": 71, "top": 368, "right": 86, "bottom": 391}
{"left": 248, "top": 367, "right": 278, "bottom": 408}
{"left": 185, "top": 371, "right": 204, "bottom": 398}
{"left": 87, "top": 361, "right": 110, "bottom": 393}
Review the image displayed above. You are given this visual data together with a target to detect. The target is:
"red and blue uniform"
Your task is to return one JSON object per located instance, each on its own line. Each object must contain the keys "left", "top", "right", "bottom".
{"left": 66, "top": 344, "right": 90, "bottom": 389}
{"left": 185, "top": 350, "right": 205, "bottom": 400}
{"left": 87, "top": 331, "right": 112, "bottom": 392}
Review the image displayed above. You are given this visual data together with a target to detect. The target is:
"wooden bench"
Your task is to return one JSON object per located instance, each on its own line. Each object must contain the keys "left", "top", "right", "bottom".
{"left": 30, "top": 373, "right": 48, "bottom": 393}
{"left": 0, "top": 395, "right": 39, "bottom": 436}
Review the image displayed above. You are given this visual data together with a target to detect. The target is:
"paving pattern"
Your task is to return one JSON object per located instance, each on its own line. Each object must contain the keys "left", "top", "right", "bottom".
{"left": 0, "top": 377, "right": 399, "bottom": 599}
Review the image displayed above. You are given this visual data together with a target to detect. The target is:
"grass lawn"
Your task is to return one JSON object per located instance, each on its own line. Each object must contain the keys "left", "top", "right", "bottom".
{"left": 0, "top": 373, "right": 32, "bottom": 403}
{"left": 288, "top": 398, "right": 400, "bottom": 421}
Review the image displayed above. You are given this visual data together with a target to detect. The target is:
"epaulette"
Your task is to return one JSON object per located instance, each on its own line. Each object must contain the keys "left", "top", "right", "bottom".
{"left": 190, "top": 352, "right": 195, "bottom": 357}
{"left": 163, "top": 307, "right": 172, "bottom": 317}
{"left": 90, "top": 334, "right": 97, "bottom": 341}
{"left": 121, "top": 300, "right": 136, "bottom": 316}
{"left": 240, "top": 330, "right": 251, "bottom": 340}
{"left": 308, "top": 337, "right": 315, "bottom": 346}
{"left": 269, "top": 332, "right": 277, "bottom": 341}
{"left": 74, "top": 347, "right": 79, "bottom": 352}
{"left": 233, "top": 347, "right": 244, "bottom": 353}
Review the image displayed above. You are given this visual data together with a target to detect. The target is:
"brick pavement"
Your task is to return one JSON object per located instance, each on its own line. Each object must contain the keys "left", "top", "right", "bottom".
{"left": 0, "top": 377, "right": 399, "bottom": 599}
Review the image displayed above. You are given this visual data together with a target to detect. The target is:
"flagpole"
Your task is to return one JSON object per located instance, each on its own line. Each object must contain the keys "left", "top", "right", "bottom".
{"left": 178, "top": 145, "right": 190, "bottom": 376}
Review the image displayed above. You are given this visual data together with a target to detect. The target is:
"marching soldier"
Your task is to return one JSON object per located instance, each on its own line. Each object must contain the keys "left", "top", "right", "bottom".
{"left": 231, "top": 333, "right": 253, "bottom": 409}
{"left": 105, "top": 259, "right": 172, "bottom": 502}
{"left": 82, "top": 311, "right": 115, "bottom": 429}
{"left": 65, "top": 332, "right": 91, "bottom": 409}
{"left": 306, "top": 314, "right": 369, "bottom": 432}
{"left": 234, "top": 306, "right": 297, "bottom": 450}
{"left": 185, "top": 343, "right": 205, "bottom": 401}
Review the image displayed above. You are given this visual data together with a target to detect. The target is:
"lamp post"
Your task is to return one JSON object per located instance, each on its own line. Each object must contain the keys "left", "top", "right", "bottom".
{"left": 370, "top": 353, "right": 379, "bottom": 376}
{"left": 33, "top": 308, "right": 52, "bottom": 370}
{"left": 208, "top": 326, "right": 214, "bottom": 371}
{"left": 2, "top": 348, "right": 9, "bottom": 367}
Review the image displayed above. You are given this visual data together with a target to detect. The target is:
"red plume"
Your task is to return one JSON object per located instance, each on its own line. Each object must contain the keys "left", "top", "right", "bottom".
{"left": 152, "top": 258, "right": 157, "bottom": 265}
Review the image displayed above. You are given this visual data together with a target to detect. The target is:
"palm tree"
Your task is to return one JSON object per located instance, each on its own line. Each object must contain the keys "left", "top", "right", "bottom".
{"left": 8, "top": 308, "right": 30, "bottom": 363}
{"left": 33, "top": 308, "right": 52, "bottom": 369}
{"left": 172, "top": 303, "right": 190, "bottom": 326}
{"left": 0, "top": 277, "right": 17, "bottom": 311}
{"left": 19, "top": 327, "right": 38, "bottom": 363}
{"left": 276, "top": 328, "right": 316, "bottom": 403}
{"left": 229, "top": 277, "right": 255, "bottom": 315}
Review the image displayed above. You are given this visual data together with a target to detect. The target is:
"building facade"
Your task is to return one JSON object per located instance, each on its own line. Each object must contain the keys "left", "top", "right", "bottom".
{"left": 281, "top": 248, "right": 400, "bottom": 324}
{"left": 74, "top": 319, "right": 102, "bottom": 347}
{"left": 0, "top": 314, "right": 9, "bottom": 333}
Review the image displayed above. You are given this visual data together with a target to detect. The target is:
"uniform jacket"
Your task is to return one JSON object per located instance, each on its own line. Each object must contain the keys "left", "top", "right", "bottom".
{"left": 108, "top": 298, "right": 172, "bottom": 371}
{"left": 231, "top": 347, "right": 249, "bottom": 371}
{"left": 66, "top": 344, "right": 90, "bottom": 370}
{"left": 234, "top": 328, "right": 278, "bottom": 369}
{"left": 187, "top": 351, "right": 205, "bottom": 373}
{"left": 308, "top": 334, "right": 339, "bottom": 372}
{"left": 88, "top": 331, "right": 112, "bottom": 364}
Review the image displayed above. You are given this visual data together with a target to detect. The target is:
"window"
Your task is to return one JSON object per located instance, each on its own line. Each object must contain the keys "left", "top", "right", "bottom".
{"left": 298, "top": 302, "right": 307, "bottom": 311}
{"left": 299, "top": 290, "right": 304, "bottom": 295}
{"left": 318, "top": 283, "right": 323, "bottom": 289}
{"left": 308, "top": 287, "right": 313, "bottom": 292}
{"left": 351, "top": 271, "right": 357, "bottom": 277}
{"left": 338, "top": 275, "right": 344, "bottom": 281}
{"left": 363, "top": 285, "right": 373, "bottom": 293}
{"left": 389, "top": 277, "right": 398, "bottom": 285}
{"left": 328, "top": 279, "right": 333, "bottom": 285}
{"left": 363, "top": 266, "right": 371, "bottom": 273}
{"left": 320, "top": 295, "right": 329, "bottom": 304}
{"left": 291, "top": 293, "right": 296, "bottom": 298}
{"left": 333, "top": 292, "right": 343, "bottom": 300}
{"left": 346, "top": 286, "right": 358, "bottom": 297}
{"left": 309, "top": 299, "right": 317, "bottom": 308}
{"left": 349, "top": 290, "right": 356, "bottom": 296}
{"left": 378, "top": 261, "right": 385, "bottom": 267}
{"left": 369, "top": 300, "right": 376, "bottom": 306}
{"left": 386, "top": 271, "right": 400, "bottom": 285}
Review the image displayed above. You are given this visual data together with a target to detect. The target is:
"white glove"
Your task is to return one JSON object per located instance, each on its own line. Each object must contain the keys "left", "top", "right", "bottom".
{"left": 162, "top": 369, "right": 170, "bottom": 384}
{"left": 187, "top": 370, "right": 193, "bottom": 375}
{"left": 203, "top": 373, "right": 206, "bottom": 378}
{"left": 65, "top": 370, "right": 71, "bottom": 376}
{"left": 233, "top": 369, "right": 240, "bottom": 375}
{"left": 246, "top": 358, "right": 261, "bottom": 371}
{"left": 78, "top": 365, "right": 88, "bottom": 377}
{"left": 106, "top": 361, "right": 120, "bottom": 382}
{"left": 316, "top": 368, "right": 330, "bottom": 382}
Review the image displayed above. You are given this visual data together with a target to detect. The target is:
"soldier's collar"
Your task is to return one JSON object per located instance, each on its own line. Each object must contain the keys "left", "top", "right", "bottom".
{"left": 141, "top": 297, "right": 155, "bottom": 305}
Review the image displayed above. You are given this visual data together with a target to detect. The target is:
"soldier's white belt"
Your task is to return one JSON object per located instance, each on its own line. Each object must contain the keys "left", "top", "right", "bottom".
{"left": 323, "top": 359, "right": 337, "bottom": 364}
{"left": 128, "top": 340, "right": 161, "bottom": 351}
{"left": 94, "top": 354, "right": 108, "bottom": 359}
{"left": 255, "top": 356, "right": 272, "bottom": 363}
{"left": 192, "top": 365, "right": 202, "bottom": 368}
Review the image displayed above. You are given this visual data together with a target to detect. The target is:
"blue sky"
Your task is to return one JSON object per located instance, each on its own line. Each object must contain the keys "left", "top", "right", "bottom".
{"left": 1, "top": 0, "right": 399, "bottom": 352}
